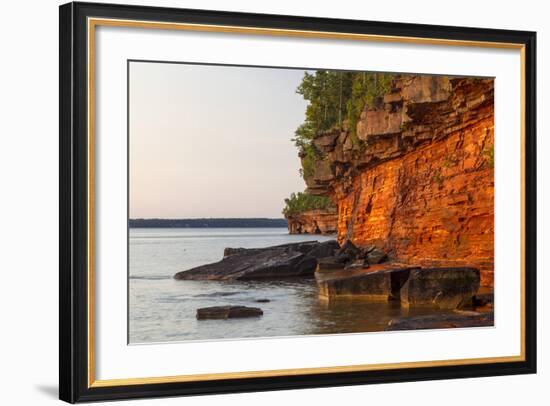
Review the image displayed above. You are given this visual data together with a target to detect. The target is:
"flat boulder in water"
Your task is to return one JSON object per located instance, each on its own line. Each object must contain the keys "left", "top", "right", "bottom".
{"left": 385, "top": 310, "right": 493, "bottom": 331}
{"left": 316, "top": 263, "right": 417, "bottom": 300}
{"left": 315, "top": 264, "right": 481, "bottom": 309}
{"left": 400, "top": 267, "right": 480, "bottom": 310}
{"left": 175, "top": 240, "right": 338, "bottom": 281}
{"left": 196, "top": 306, "right": 263, "bottom": 320}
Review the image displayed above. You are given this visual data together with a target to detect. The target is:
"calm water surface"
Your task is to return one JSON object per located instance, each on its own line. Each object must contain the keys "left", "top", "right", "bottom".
{"left": 129, "top": 228, "right": 439, "bottom": 344}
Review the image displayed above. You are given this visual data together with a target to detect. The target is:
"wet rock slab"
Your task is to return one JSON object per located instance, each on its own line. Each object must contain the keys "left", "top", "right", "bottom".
{"left": 316, "top": 264, "right": 417, "bottom": 301}
{"left": 175, "top": 240, "right": 339, "bottom": 281}
{"left": 400, "top": 267, "right": 480, "bottom": 310}
{"left": 196, "top": 306, "right": 263, "bottom": 320}
{"left": 316, "top": 264, "right": 481, "bottom": 310}
{"left": 385, "top": 310, "right": 493, "bottom": 331}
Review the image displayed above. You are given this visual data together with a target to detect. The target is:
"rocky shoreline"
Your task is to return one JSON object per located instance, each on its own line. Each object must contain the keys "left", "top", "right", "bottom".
{"left": 174, "top": 240, "right": 339, "bottom": 281}
{"left": 299, "top": 76, "right": 495, "bottom": 287}
{"left": 175, "top": 240, "right": 493, "bottom": 330}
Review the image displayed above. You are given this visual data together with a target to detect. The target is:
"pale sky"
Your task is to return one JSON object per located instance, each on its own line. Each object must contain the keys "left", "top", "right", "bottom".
{"left": 129, "top": 61, "right": 309, "bottom": 219}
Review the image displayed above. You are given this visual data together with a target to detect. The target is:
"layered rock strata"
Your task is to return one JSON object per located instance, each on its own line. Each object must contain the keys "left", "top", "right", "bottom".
{"left": 400, "top": 267, "right": 480, "bottom": 309}
{"left": 286, "top": 208, "right": 338, "bottom": 235}
{"left": 316, "top": 263, "right": 481, "bottom": 310}
{"left": 304, "top": 76, "right": 494, "bottom": 286}
{"left": 316, "top": 264, "right": 417, "bottom": 301}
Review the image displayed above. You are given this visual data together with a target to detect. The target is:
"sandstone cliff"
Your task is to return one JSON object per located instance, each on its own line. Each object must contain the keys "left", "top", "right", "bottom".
{"left": 286, "top": 208, "right": 338, "bottom": 235}
{"left": 303, "top": 75, "right": 494, "bottom": 286}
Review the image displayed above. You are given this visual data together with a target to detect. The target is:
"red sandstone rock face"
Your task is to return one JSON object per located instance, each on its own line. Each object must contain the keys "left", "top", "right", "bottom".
{"left": 304, "top": 76, "right": 494, "bottom": 286}
{"left": 286, "top": 208, "right": 338, "bottom": 235}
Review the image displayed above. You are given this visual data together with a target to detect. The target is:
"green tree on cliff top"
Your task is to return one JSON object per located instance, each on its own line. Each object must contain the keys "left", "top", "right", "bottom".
{"left": 293, "top": 70, "right": 395, "bottom": 178}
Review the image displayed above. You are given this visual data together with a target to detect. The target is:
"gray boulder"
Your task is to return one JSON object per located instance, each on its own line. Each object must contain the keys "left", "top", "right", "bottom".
{"left": 400, "top": 267, "right": 480, "bottom": 310}
{"left": 316, "top": 264, "right": 418, "bottom": 300}
{"left": 176, "top": 241, "right": 336, "bottom": 281}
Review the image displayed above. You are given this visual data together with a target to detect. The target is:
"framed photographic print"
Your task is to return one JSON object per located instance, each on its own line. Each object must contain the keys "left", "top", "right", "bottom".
{"left": 59, "top": 1, "right": 537, "bottom": 403}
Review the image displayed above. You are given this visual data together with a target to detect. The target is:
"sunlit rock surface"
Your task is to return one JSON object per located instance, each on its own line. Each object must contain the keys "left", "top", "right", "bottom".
{"left": 303, "top": 76, "right": 494, "bottom": 286}
{"left": 286, "top": 208, "right": 338, "bottom": 235}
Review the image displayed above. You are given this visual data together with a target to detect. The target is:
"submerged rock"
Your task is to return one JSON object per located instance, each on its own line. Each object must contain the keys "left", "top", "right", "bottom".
{"left": 400, "top": 267, "right": 480, "bottom": 310}
{"left": 196, "top": 306, "right": 263, "bottom": 320}
{"left": 385, "top": 310, "right": 493, "bottom": 331}
{"left": 175, "top": 241, "right": 336, "bottom": 281}
{"left": 316, "top": 264, "right": 417, "bottom": 300}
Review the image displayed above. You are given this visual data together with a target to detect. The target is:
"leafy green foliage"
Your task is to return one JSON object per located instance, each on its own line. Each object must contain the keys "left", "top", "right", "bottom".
{"left": 300, "top": 147, "right": 318, "bottom": 179}
{"left": 282, "top": 192, "right": 335, "bottom": 216}
{"left": 293, "top": 70, "right": 395, "bottom": 178}
{"left": 296, "top": 71, "right": 355, "bottom": 133}
{"left": 293, "top": 122, "right": 320, "bottom": 178}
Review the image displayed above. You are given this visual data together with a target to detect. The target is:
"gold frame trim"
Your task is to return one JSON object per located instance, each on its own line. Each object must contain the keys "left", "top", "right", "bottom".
{"left": 87, "top": 17, "right": 527, "bottom": 388}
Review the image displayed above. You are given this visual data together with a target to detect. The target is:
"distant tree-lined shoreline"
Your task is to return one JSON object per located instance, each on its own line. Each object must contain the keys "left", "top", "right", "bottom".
{"left": 129, "top": 218, "right": 288, "bottom": 228}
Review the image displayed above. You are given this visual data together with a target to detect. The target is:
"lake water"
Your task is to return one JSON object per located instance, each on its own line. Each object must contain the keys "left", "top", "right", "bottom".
{"left": 129, "top": 228, "right": 438, "bottom": 344}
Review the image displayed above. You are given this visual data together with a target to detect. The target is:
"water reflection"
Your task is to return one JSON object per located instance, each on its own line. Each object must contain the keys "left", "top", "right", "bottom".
{"left": 129, "top": 228, "right": 477, "bottom": 344}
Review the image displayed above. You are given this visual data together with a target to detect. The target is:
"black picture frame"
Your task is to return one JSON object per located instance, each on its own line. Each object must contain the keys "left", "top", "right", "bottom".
{"left": 59, "top": 1, "right": 537, "bottom": 403}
